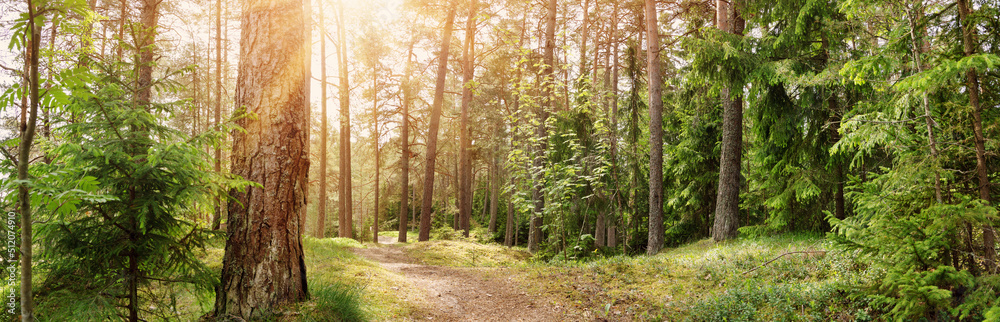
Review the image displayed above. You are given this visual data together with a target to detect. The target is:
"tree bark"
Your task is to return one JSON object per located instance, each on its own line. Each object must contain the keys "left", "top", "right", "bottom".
{"left": 957, "top": 0, "right": 997, "bottom": 272}
{"left": 712, "top": 0, "right": 744, "bottom": 242}
{"left": 399, "top": 40, "right": 415, "bottom": 243}
{"left": 18, "top": 7, "right": 41, "bottom": 321}
{"left": 373, "top": 65, "right": 381, "bottom": 243}
{"left": 488, "top": 156, "right": 499, "bottom": 233}
{"left": 529, "top": 0, "right": 557, "bottom": 253}
{"left": 213, "top": 0, "right": 310, "bottom": 316}
{"left": 606, "top": 0, "right": 619, "bottom": 249}
{"left": 459, "top": 0, "right": 478, "bottom": 237}
{"left": 337, "top": 0, "right": 354, "bottom": 239}
{"left": 419, "top": 6, "right": 458, "bottom": 241}
{"left": 644, "top": 0, "right": 664, "bottom": 255}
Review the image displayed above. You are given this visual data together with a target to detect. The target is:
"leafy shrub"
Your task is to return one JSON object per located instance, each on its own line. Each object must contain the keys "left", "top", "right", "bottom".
{"left": 431, "top": 226, "right": 460, "bottom": 241}
{"left": 687, "top": 281, "right": 840, "bottom": 321}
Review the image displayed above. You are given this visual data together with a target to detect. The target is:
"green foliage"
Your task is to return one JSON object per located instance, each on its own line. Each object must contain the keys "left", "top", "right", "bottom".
{"left": 829, "top": 172, "right": 997, "bottom": 320}
{"left": 431, "top": 226, "right": 461, "bottom": 241}
{"left": 687, "top": 281, "right": 839, "bottom": 321}
{"left": 30, "top": 56, "right": 249, "bottom": 320}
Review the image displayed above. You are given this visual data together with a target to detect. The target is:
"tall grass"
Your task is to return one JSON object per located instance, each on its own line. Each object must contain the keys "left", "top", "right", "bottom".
{"left": 301, "top": 282, "right": 367, "bottom": 322}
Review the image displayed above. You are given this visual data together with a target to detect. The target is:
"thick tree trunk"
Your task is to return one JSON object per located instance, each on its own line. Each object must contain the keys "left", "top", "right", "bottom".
{"left": 213, "top": 0, "right": 310, "bottom": 316}
{"left": 419, "top": 6, "right": 458, "bottom": 241}
{"left": 399, "top": 40, "right": 415, "bottom": 243}
{"left": 712, "top": 0, "right": 743, "bottom": 242}
{"left": 644, "top": 0, "right": 664, "bottom": 255}
{"left": 337, "top": 0, "right": 353, "bottom": 239}
{"left": 529, "top": 0, "right": 557, "bottom": 253}
{"left": 459, "top": 0, "right": 478, "bottom": 237}
{"left": 316, "top": 3, "right": 329, "bottom": 237}
{"left": 958, "top": 0, "right": 997, "bottom": 272}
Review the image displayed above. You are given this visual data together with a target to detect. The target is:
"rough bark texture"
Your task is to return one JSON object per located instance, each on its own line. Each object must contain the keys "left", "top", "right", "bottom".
{"left": 316, "top": 2, "right": 328, "bottom": 237}
{"left": 399, "top": 41, "right": 415, "bottom": 243}
{"left": 529, "top": 0, "right": 557, "bottom": 253}
{"left": 644, "top": 0, "right": 664, "bottom": 255}
{"left": 213, "top": 0, "right": 310, "bottom": 317}
{"left": 459, "top": 0, "right": 478, "bottom": 237}
{"left": 712, "top": 0, "right": 744, "bottom": 242}
{"left": 419, "top": 7, "right": 458, "bottom": 241}
{"left": 337, "top": 0, "right": 353, "bottom": 239}
{"left": 958, "top": 0, "right": 997, "bottom": 272}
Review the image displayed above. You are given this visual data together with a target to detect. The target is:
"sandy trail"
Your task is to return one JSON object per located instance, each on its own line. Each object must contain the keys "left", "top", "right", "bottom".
{"left": 352, "top": 241, "right": 576, "bottom": 321}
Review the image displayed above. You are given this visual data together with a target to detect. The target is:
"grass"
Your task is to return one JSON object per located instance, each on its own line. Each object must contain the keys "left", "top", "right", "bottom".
{"left": 404, "top": 239, "right": 531, "bottom": 267}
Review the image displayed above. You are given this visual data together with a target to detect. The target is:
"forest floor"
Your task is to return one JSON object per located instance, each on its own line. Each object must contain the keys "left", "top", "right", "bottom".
{"left": 352, "top": 237, "right": 587, "bottom": 321}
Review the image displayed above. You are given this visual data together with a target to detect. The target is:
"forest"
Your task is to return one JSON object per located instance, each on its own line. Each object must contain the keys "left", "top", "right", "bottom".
{"left": 1, "top": 0, "right": 1000, "bottom": 319}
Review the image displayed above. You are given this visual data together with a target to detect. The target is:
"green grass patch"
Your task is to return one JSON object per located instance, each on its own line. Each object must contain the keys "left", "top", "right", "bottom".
{"left": 404, "top": 239, "right": 531, "bottom": 267}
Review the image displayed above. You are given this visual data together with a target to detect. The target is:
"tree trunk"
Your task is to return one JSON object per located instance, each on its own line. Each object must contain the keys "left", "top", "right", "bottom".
{"left": 644, "top": 0, "right": 665, "bottom": 255}
{"left": 316, "top": 2, "right": 329, "bottom": 237}
{"left": 18, "top": 10, "right": 41, "bottom": 322}
{"left": 907, "top": 1, "right": 942, "bottom": 204}
{"left": 488, "top": 157, "right": 499, "bottom": 233}
{"left": 454, "top": 158, "right": 460, "bottom": 230}
{"left": 211, "top": 0, "right": 224, "bottom": 231}
{"left": 373, "top": 65, "right": 381, "bottom": 244}
{"left": 958, "top": 0, "right": 997, "bottom": 272}
{"left": 712, "top": 0, "right": 744, "bottom": 242}
{"left": 213, "top": 0, "right": 310, "bottom": 316}
{"left": 419, "top": 6, "right": 458, "bottom": 241}
{"left": 399, "top": 40, "right": 415, "bottom": 243}
{"left": 505, "top": 175, "right": 515, "bottom": 246}
{"left": 337, "top": 0, "right": 353, "bottom": 239}
{"left": 529, "top": 0, "right": 557, "bottom": 253}
{"left": 459, "top": 0, "right": 478, "bottom": 237}
{"left": 606, "top": 0, "right": 619, "bottom": 249}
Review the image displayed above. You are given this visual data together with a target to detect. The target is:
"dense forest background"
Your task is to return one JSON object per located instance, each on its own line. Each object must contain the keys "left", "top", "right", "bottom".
{"left": 2, "top": 0, "right": 1000, "bottom": 319}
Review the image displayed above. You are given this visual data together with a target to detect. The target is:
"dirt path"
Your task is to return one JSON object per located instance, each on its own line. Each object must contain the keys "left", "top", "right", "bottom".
{"left": 352, "top": 244, "right": 579, "bottom": 321}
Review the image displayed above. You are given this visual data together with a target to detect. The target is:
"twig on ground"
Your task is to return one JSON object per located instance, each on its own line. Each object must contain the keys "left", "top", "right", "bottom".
{"left": 742, "top": 251, "right": 828, "bottom": 276}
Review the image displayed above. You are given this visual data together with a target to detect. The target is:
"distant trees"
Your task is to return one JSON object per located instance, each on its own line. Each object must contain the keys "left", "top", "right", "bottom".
{"left": 419, "top": 5, "right": 458, "bottom": 241}
{"left": 337, "top": 0, "right": 354, "bottom": 240}
{"left": 212, "top": 0, "right": 310, "bottom": 316}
